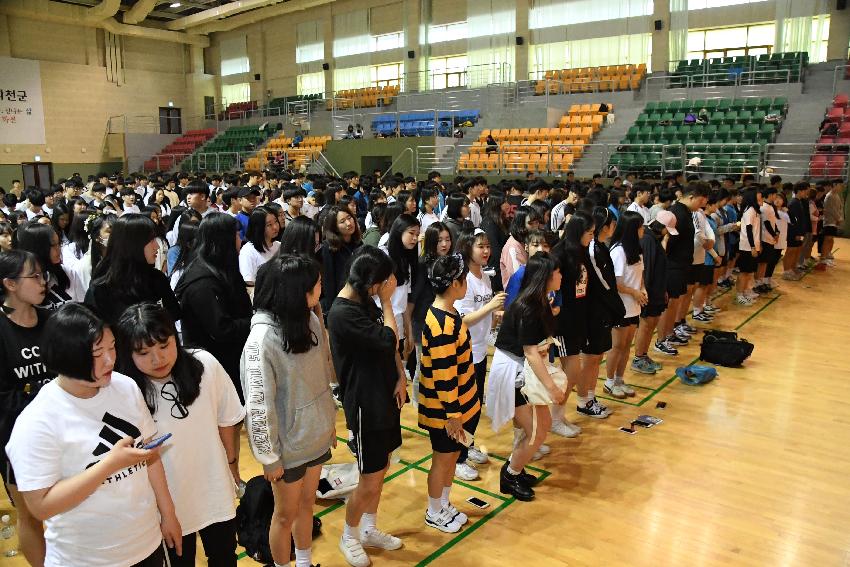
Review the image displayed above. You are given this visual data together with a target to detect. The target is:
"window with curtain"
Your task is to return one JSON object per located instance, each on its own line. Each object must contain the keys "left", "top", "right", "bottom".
{"left": 529, "top": 0, "right": 652, "bottom": 29}
{"left": 429, "top": 21, "right": 468, "bottom": 44}
{"left": 334, "top": 66, "right": 371, "bottom": 91}
{"left": 467, "top": 0, "right": 516, "bottom": 86}
{"left": 371, "top": 62, "right": 403, "bottom": 87}
{"left": 810, "top": 16, "right": 829, "bottom": 63}
{"left": 530, "top": 34, "right": 652, "bottom": 75}
{"left": 688, "top": 0, "right": 760, "bottom": 9}
{"left": 333, "top": 10, "right": 370, "bottom": 58}
{"left": 220, "top": 35, "right": 249, "bottom": 76}
{"left": 221, "top": 83, "right": 250, "bottom": 104}
{"left": 297, "top": 72, "right": 325, "bottom": 95}
{"left": 371, "top": 32, "right": 404, "bottom": 52}
{"left": 686, "top": 23, "right": 775, "bottom": 59}
{"left": 429, "top": 55, "right": 468, "bottom": 89}
{"left": 296, "top": 21, "right": 324, "bottom": 64}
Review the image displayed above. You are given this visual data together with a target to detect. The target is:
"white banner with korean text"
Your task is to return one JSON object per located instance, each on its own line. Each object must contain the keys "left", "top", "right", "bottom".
{"left": 0, "top": 56, "right": 46, "bottom": 145}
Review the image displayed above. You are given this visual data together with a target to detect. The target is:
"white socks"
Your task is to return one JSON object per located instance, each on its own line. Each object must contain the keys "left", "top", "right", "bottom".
{"left": 549, "top": 403, "right": 566, "bottom": 423}
{"left": 428, "top": 496, "right": 443, "bottom": 515}
{"left": 343, "top": 522, "right": 359, "bottom": 541}
{"left": 605, "top": 375, "right": 624, "bottom": 387}
{"left": 577, "top": 394, "right": 591, "bottom": 407}
{"left": 440, "top": 486, "right": 451, "bottom": 508}
{"left": 360, "top": 512, "right": 377, "bottom": 534}
{"left": 294, "top": 548, "right": 311, "bottom": 567}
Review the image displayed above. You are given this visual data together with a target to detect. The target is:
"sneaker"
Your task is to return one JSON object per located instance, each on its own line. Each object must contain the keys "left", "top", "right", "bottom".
{"left": 360, "top": 528, "right": 402, "bottom": 550}
{"left": 425, "top": 507, "right": 463, "bottom": 533}
{"left": 644, "top": 355, "right": 662, "bottom": 371}
{"left": 680, "top": 323, "right": 697, "bottom": 334}
{"left": 734, "top": 295, "right": 755, "bottom": 306}
{"left": 499, "top": 462, "right": 535, "bottom": 501}
{"left": 466, "top": 445, "right": 489, "bottom": 465}
{"left": 692, "top": 312, "right": 713, "bottom": 323}
{"left": 537, "top": 443, "right": 551, "bottom": 455}
{"left": 674, "top": 324, "right": 694, "bottom": 337}
{"left": 717, "top": 278, "right": 733, "bottom": 289}
{"left": 550, "top": 419, "right": 579, "bottom": 438}
{"left": 782, "top": 271, "right": 796, "bottom": 280}
{"left": 519, "top": 468, "right": 539, "bottom": 487}
{"left": 603, "top": 382, "right": 627, "bottom": 399}
{"left": 654, "top": 340, "right": 679, "bottom": 356}
{"left": 667, "top": 334, "right": 689, "bottom": 347}
{"left": 454, "top": 462, "right": 479, "bottom": 481}
{"left": 531, "top": 450, "right": 543, "bottom": 461}
{"left": 631, "top": 356, "right": 657, "bottom": 374}
{"left": 619, "top": 383, "right": 636, "bottom": 397}
{"left": 703, "top": 304, "right": 720, "bottom": 314}
{"left": 577, "top": 399, "right": 610, "bottom": 419}
{"left": 594, "top": 399, "right": 612, "bottom": 416}
{"left": 339, "top": 536, "right": 370, "bottom": 567}
{"left": 444, "top": 502, "right": 468, "bottom": 525}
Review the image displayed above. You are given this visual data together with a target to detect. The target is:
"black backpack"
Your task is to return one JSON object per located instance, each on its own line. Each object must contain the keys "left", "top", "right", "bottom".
{"left": 236, "top": 476, "right": 323, "bottom": 565}
{"left": 700, "top": 330, "right": 754, "bottom": 367}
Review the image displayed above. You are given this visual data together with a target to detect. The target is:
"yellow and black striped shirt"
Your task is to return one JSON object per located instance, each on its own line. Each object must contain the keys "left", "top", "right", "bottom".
{"left": 418, "top": 305, "right": 481, "bottom": 430}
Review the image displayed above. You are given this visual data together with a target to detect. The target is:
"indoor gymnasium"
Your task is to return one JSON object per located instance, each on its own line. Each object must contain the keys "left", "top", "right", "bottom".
{"left": 0, "top": 1, "right": 849, "bottom": 566}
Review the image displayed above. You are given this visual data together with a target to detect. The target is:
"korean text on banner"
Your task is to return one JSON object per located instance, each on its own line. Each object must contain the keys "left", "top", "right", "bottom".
{"left": 0, "top": 56, "right": 46, "bottom": 145}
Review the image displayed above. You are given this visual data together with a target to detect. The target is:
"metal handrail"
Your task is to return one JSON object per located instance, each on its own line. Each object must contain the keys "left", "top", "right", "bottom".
{"left": 380, "top": 148, "right": 415, "bottom": 180}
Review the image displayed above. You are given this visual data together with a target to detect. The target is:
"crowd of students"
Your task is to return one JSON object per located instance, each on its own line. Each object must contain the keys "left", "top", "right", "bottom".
{"left": 0, "top": 166, "right": 842, "bottom": 567}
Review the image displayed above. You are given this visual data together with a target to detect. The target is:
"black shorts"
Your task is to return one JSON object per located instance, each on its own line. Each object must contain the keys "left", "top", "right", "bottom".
{"left": 583, "top": 320, "right": 613, "bottom": 355}
{"left": 515, "top": 386, "right": 528, "bottom": 408}
{"left": 427, "top": 411, "right": 480, "bottom": 454}
{"left": 666, "top": 264, "right": 688, "bottom": 298}
{"left": 727, "top": 244, "right": 739, "bottom": 260}
{"left": 696, "top": 264, "right": 714, "bottom": 285}
{"left": 737, "top": 250, "right": 757, "bottom": 273}
{"left": 640, "top": 302, "right": 667, "bottom": 318}
{"left": 614, "top": 315, "right": 640, "bottom": 328}
{"left": 555, "top": 304, "right": 587, "bottom": 357}
{"left": 823, "top": 225, "right": 838, "bottom": 237}
{"left": 282, "top": 450, "right": 332, "bottom": 483}
{"left": 786, "top": 236, "right": 803, "bottom": 248}
{"left": 355, "top": 426, "right": 402, "bottom": 474}
{"left": 757, "top": 243, "right": 775, "bottom": 264}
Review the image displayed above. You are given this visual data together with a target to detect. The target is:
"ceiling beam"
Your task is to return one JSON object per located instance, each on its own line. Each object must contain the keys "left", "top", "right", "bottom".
{"left": 122, "top": 0, "right": 158, "bottom": 24}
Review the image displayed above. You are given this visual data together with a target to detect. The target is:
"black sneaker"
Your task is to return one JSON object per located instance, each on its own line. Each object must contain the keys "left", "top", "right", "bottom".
{"left": 674, "top": 324, "right": 694, "bottom": 337}
{"left": 692, "top": 312, "right": 713, "bottom": 323}
{"left": 680, "top": 322, "right": 697, "bottom": 334}
{"left": 654, "top": 340, "right": 679, "bottom": 356}
{"left": 499, "top": 462, "right": 535, "bottom": 501}
{"left": 717, "top": 278, "right": 733, "bottom": 289}
{"left": 667, "top": 334, "right": 689, "bottom": 347}
{"left": 519, "top": 468, "right": 539, "bottom": 487}
{"left": 576, "top": 399, "right": 611, "bottom": 419}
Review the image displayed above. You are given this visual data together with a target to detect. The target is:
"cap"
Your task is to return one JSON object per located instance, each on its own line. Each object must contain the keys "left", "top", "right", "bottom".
{"left": 656, "top": 209, "right": 678, "bottom": 235}
{"left": 237, "top": 186, "right": 261, "bottom": 198}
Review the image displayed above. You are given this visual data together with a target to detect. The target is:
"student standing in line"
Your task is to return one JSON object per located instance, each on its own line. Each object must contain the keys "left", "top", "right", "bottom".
{"left": 327, "top": 247, "right": 407, "bottom": 567}
{"left": 419, "top": 253, "right": 480, "bottom": 532}
{"left": 499, "top": 206, "right": 543, "bottom": 289}
{"left": 442, "top": 193, "right": 472, "bottom": 245}
{"left": 632, "top": 215, "right": 671, "bottom": 372}
{"left": 784, "top": 182, "right": 809, "bottom": 279}
{"left": 242, "top": 256, "right": 337, "bottom": 567}
{"left": 0, "top": 250, "right": 53, "bottom": 566}
{"left": 605, "top": 212, "right": 646, "bottom": 398}
{"left": 754, "top": 187, "right": 779, "bottom": 293}
{"left": 772, "top": 192, "right": 790, "bottom": 286}
{"left": 479, "top": 191, "right": 511, "bottom": 290}
{"left": 5, "top": 303, "right": 183, "bottom": 567}
{"left": 735, "top": 189, "right": 762, "bottom": 305}
{"left": 115, "top": 303, "right": 244, "bottom": 567}
{"left": 239, "top": 206, "right": 281, "bottom": 287}
{"left": 378, "top": 214, "right": 420, "bottom": 372}
{"left": 452, "top": 229, "right": 506, "bottom": 481}
{"left": 819, "top": 179, "right": 844, "bottom": 267}
{"left": 320, "top": 205, "right": 363, "bottom": 315}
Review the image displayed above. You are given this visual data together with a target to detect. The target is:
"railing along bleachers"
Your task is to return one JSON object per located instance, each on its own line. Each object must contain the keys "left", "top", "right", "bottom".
{"left": 370, "top": 109, "right": 480, "bottom": 138}
{"left": 142, "top": 129, "right": 216, "bottom": 172}
{"left": 671, "top": 52, "right": 807, "bottom": 88}
{"left": 178, "top": 125, "right": 278, "bottom": 172}
{"left": 532, "top": 64, "right": 646, "bottom": 95}
{"left": 809, "top": 93, "right": 850, "bottom": 177}
{"left": 244, "top": 134, "right": 332, "bottom": 171}
{"left": 326, "top": 86, "right": 401, "bottom": 110}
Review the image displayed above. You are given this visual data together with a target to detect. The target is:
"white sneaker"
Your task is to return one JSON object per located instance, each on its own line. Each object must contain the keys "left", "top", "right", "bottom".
{"left": 444, "top": 502, "right": 468, "bottom": 525}
{"left": 466, "top": 445, "right": 489, "bottom": 464}
{"left": 425, "top": 507, "right": 463, "bottom": 533}
{"left": 339, "top": 536, "right": 371, "bottom": 567}
{"left": 537, "top": 443, "right": 551, "bottom": 456}
{"left": 531, "top": 450, "right": 543, "bottom": 461}
{"left": 360, "top": 528, "right": 402, "bottom": 550}
{"left": 619, "top": 383, "right": 636, "bottom": 397}
{"left": 454, "top": 462, "right": 479, "bottom": 481}
{"left": 550, "top": 419, "right": 579, "bottom": 438}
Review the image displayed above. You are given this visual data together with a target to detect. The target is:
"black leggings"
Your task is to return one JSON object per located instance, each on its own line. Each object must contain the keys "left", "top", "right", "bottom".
{"left": 765, "top": 248, "right": 782, "bottom": 278}
{"left": 132, "top": 544, "right": 165, "bottom": 567}
{"left": 167, "top": 519, "right": 237, "bottom": 567}
{"left": 456, "top": 359, "right": 487, "bottom": 464}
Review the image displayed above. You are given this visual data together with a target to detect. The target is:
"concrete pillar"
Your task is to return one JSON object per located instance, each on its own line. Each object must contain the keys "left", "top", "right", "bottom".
{"left": 515, "top": 0, "right": 530, "bottom": 81}
{"left": 404, "top": 0, "right": 422, "bottom": 88}
{"left": 827, "top": 5, "right": 850, "bottom": 62}
{"left": 651, "top": 0, "right": 670, "bottom": 73}
{"left": 0, "top": 16, "right": 11, "bottom": 57}
{"left": 322, "top": 5, "right": 334, "bottom": 95}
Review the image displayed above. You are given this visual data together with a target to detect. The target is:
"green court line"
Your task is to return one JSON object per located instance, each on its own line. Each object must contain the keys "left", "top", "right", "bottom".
{"left": 733, "top": 294, "right": 780, "bottom": 330}
{"left": 400, "top": 460, "right": 511, "bottom": 502}
{"left": 597, "top": 394, "right": 642, "bottom": 406}
{"left": 595, "top": 378, "right": 654, "bottom": 391}
{"left": 315, "top": 501, "right": 344, "bottom": 519}
{"left": 486, "top": 452, "right": 549, "bottom": 475}
{"left": 400, "top": 423, "right": 429, "bottom": 437}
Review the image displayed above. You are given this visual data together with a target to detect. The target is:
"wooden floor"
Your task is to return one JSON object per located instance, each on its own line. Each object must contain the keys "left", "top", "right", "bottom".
{"left": 4, "top": 244, "right": 850, "bottom": 567}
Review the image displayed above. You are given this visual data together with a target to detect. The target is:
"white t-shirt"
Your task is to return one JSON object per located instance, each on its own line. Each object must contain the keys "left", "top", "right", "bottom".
{"left": 760, "top": 203, "right": 778, "bottom": 246}
{"left": 147, "top": 350, "right": 245, "bottom": 535}
{"left": 776, "top": 210, "right": 790, "bottom": 250}
{"left": 626, "top": 202, "right": 651, "bottom": 225}
{"left": 375, "top": 247, "right": 411, "bottom": 340}
{"left": 6, "top": 373, "right": 161, "bottom": 567}
{"left": 469, "top": 200, "right": 482, "bottom": 227}
{"left": 418, "top": 211, "right": 440, "bottom": 234}
{"left": 692, "top": 210, "right": 710, "bottom": 265}
{"left": 739, "top": 207, "right": 761, "bottom": 252}
{"left": 610, "top": 244, "right": 644, "bottom": 318}
{"left": 239, "top": 240, "right": 280, "bottom": 284}
{"left": 454, "top": 270, "right": 493, "bottom": 363}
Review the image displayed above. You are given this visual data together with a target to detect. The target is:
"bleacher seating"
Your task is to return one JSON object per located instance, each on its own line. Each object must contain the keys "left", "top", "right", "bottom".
{"left": 457, "top": 103, "right": 611, "bottom": 174}
{"left": 219, "top": 101, "right": 259, "bottom": 120}
{"left": 326, "top": 86, "right": 400, "bottom": 110}
{"left": 180, "top": 124, "right": 278, "bottom": 172}
{"left": 810, "top": 93, "right": 850, "bottom": 177}
{"left": 671, "top": 52, "right": 807, "bottom": 87}
{"left": 143, "top": 129, "right": 216, "bottom": 172}
{"left": 244, "top": 134, "right": 332, "bottom": 171}
{"left": 609, "top": 97, "right": 787, "bottom": 175}
{"left": 534, "top": 65, "right": 646, "bottom": 95}
{"left": 371, "top": 110, "right": 480, "bottom": 137}
{"left": 268, "top": 94, "right": 323, "bottom": 112}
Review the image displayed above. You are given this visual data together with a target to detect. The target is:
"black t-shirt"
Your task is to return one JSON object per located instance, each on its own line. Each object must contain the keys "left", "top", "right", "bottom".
{"left": 666, "top": 201, "right": 696, "bottom": 266}
{"left": 495, "top": 305, "right": 547, "bottom": 358}
{"left": 0, "top": 308, "right": 55, "bottom": 394}
{"left": 327, "top": 297, "right": 401, "bottom": 432}
{"left": 41, "top": 284, "right": 73, "bottom": 311}
{"left": 85, "top": 265, "right": 181, "bottom": 326}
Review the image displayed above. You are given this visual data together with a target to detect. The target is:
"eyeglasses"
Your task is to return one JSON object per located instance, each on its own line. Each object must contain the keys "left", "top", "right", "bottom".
{"left": 159, "top": 380, "right": 189, "bottom": 419}
{"left": 17, "top": 271, "right": 51, "bottom": 284}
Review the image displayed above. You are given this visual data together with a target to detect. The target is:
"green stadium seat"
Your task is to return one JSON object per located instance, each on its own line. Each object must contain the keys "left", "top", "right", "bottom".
{"left": 717, "top": 99, "right": 731, "bottom": 112}
{"left": 723, "top": 111, "right": 739, "bottom": 125}
{"left": 730, "top": 99, "right": 746, "bottom": 111}
{"left": 635, "top": 113, "right": 649, "bottom": 126}
{"left": 673, "top": 112, "right": 686, "bottom": 123}
{"left": 739, "top": 110, "right": 753, "bottom": 123}
{"left": 704, "top": 99, "right": 720, "bottom": 111}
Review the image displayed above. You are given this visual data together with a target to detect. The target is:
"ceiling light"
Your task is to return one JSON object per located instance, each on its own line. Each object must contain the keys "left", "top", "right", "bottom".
{"left": 169, "top": 2, "right": 181, "bottom": 7}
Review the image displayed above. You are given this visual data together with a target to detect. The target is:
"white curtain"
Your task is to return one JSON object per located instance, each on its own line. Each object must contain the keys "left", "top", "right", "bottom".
{"left": 669, "top": 0, "right": 688, "bottom": 70}
{"left": 221, "top": 83, "right": 250, "bottom": 105}
{"left": 334, "top": 66, "right": 372, "bottom": 91}
{"left": 530, "top": 35, "right": 652, "bottom": 76}
{"left": 220, "top": 35, "right": 249, "bottom": 76}
{"left": 296, "top": 21, "right": 324, "bottom": 64}
{"left": 529, "top": 0, "right": 653, "bottom": 29}
{"left": 297, "top": 71, "right": 325, "bottom": 95}
{"left": 775, "top": 0, "right": 829, "bottom": 61}
{"left": 466, "top": 0, "right": 515, "bottom": 87}
{"left": 333, "top": 9, "right": 370, "bottom": 58}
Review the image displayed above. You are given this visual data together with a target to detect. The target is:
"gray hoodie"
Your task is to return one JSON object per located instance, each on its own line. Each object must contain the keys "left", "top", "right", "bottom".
{"left": 241, "top": 310, "right": 336, "bottom": 472}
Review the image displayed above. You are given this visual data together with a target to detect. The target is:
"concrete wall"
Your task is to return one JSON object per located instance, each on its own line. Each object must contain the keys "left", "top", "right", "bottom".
{"left": 126, "top": 133, "right": 181, "bottom": 173}
{"left": 323, "top": 137, "right": 429, "bottom": 176}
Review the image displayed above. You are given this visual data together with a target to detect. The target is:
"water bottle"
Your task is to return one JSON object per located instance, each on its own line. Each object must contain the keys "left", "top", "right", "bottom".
{"left": 0, "top": 514, "right": 18, "bottom": 557}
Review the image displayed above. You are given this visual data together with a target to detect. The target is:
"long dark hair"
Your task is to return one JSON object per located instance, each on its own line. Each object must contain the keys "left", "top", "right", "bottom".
{"left": 610, "top": 210, "right": 643, "bottom": 265}
{"left": 189, "top": 213, "right": 241, "bottom": 284}
{"left": 484, "top": 190, "right": 509, "bottom": 232}
{"left": 554, "top": 210, "right": 593, "bottom": 284}
{"left": 455, "top": 228, "right": 489, "bottom": 267}
{"left": 346, "top": 245, "right": 395, "bottom": 304}
{"left": 509, "top": 205, "right": 541, "bottom": 242}
{"left": 322, "top": 205, "right": 362, "bottom": 252}
{"left": 17, "top": 221, "right": 70, "bottom": 293}
{"left": 114, "top": 302, "right": 203, "bottom": 413}
{"left": 741, "top": 189, "right": 759, "bottom": 214}
{"left": 172, "top": 221, "right": 199, "bottom": 275}
{"left": 510, "top": 252, "right": 559, "bottom": 337}
{"left": 386, "top": 213, "right": 419, "bottom": 285}
{"left": 254, "top": 255, "right": 321, "bottom": 354}
{"left": 423, "top": 221, "right": 452, "bottom": 262}
{"left": 50, "top": 202, "right": 73, "bottom": 242}
{"left": 446, "top": 193, "right": 468, "bottom": 221}
{"left": 280, "top": 215, "right": 319, "bottom": 257}
{"left": 246, "top": 206, "right": 279, "bottom": 253}
{"left": 0, "top": 250, "right": 40, "bottom": 307}
{"left": 91, "top": 214, "right": 156, "bottom": 296}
